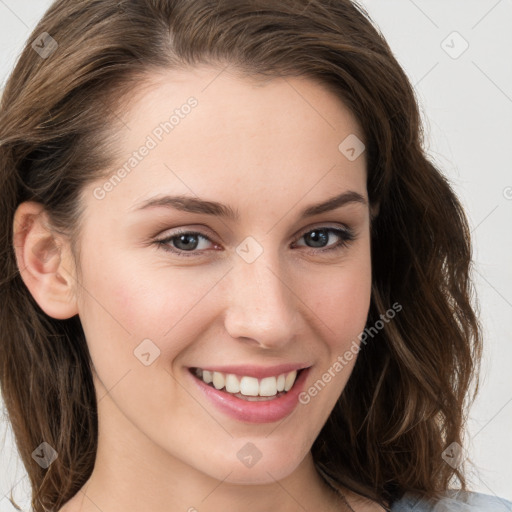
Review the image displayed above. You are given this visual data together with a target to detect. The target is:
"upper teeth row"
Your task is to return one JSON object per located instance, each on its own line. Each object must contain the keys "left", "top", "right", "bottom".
{"left": 196, "top": 368, "right": 298, "bottom": 397}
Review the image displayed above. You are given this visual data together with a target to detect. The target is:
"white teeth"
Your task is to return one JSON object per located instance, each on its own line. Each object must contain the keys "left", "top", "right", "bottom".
{"left": 195, "top": 368, "right": 300, "bottom": 397}
{"left": 240, "top": 376, "right": 259, "bottom": 396}
{"left": 225, "top": 374, "right": 240, "bottom": 393}
{"left": 212, "top": 371, "right": 225, "bottom": 390}
{"left": 276, "top": 374, "right": 285, "bottom": 392}
{"left": 202, "top": 370, "right": 213, "bottom": 384}
{"left": 259, "top": 376, "right": 278, "bottom": 397}
{"left": 284, "top": 370, "right": 297, "bottom": 392}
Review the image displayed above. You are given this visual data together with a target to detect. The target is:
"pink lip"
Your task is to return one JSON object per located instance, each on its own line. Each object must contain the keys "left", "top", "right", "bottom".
{"left": 192, "top": 363, "right": 309, "bottom": 379}
{"left": 187, "top": 367, "right": 311, "bottom": 424}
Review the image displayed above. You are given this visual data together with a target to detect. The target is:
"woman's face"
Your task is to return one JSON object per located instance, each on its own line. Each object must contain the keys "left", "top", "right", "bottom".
{"left": 75, "top": 66, "right": 372, "bottom": 484}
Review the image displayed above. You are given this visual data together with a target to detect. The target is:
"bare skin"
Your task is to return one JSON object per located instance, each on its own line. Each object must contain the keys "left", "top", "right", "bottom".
{"left": 14, "top": 66, "right": 385, "bottom": 512}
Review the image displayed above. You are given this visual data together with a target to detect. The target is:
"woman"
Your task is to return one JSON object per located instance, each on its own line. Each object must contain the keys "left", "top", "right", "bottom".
{"left": 0, "top": 1, "right": 510, "bottom": 511}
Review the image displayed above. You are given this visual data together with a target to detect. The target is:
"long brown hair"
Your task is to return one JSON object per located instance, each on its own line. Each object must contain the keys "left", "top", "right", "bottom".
{"left": 0, "top": 1, "right": 482, "bottom": 510}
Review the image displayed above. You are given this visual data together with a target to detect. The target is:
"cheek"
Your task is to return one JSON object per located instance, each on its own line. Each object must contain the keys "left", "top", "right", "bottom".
{"left": 75, "top": 247, "right": 230, "bottom": 385}
{"left": 298, "top": 244, "right": 372, "bottom": 402}
{"left": 78, "top": 244, "right": 217, "bottom": 335}
{"left": 294, "top": 258, "right": 371, "bottom": 428}
{"left": 305, "top": 247, "right": 372, "bottom": 346}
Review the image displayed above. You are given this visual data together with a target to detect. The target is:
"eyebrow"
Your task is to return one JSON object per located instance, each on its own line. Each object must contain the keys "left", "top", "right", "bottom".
{"left": 131, "top": 190, "right": 367, "bottom": 220}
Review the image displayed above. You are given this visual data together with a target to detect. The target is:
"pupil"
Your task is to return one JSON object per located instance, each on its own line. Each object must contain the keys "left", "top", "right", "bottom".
{"left": 307, "top": 230, "right": 328, "bottom": 248}
{"left": 175, "top": 234, "right": 198, "bottom": 251}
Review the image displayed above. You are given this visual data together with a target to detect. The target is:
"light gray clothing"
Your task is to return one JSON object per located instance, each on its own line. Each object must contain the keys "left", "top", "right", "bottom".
{"left": 391, "top": 490, "right": 512, "bottom": 511}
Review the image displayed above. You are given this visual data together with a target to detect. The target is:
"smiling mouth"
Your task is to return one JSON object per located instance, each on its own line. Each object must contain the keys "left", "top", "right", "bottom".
{"left": 189, "top": 367, "right": 304, "bottom": 401}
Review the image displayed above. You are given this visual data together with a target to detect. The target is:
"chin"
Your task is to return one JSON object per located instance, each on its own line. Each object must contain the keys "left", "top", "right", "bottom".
{"left": 201, "top": 440, "right": 309, "bottom": 485}
{"left": 222, "top": 461, "right": 302, "bottom": 485}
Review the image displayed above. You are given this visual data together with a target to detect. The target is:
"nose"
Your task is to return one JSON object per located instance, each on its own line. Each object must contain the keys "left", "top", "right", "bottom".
{"left": 222, "top": 252, "right": 299, "bottom": 350}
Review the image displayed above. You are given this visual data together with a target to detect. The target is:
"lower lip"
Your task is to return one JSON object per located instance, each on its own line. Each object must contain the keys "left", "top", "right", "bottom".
{"left": 188, "top": 368, "right": 310, "bottom": 424}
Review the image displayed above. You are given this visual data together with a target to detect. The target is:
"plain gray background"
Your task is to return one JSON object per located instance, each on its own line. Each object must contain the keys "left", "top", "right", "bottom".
{"left": 0, "top": 0, "right": 511, "bottom": 509}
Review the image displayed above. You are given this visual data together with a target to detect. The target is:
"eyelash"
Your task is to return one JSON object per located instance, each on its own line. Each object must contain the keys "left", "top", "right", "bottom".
{"left": 153, "top": 226, "right": 356, "bottom": 258}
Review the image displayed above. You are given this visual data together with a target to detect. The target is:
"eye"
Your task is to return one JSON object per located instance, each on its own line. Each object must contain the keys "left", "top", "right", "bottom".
{"left": 153, "top": 225, "right": 356, "bottom": 257}
{"left": 293, "top": 227, "right": 355, "bottom": 253}
{"left": 155, "top": 230, "right": 216, "bottom": 257}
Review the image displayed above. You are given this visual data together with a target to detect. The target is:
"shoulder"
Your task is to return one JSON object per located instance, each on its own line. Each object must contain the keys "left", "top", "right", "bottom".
{"left": 390, "top": 489, "right": 512, "bottom": 511}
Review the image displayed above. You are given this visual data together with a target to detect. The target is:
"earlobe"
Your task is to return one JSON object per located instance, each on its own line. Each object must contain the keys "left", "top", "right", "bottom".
{"left": 12, "top": 201, "right": 79, "bottom": 320}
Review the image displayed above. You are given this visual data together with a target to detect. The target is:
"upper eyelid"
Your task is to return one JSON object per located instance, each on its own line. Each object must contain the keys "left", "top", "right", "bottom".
{"left": 156, "top": 223, "right": 352, "bottom": 242}
{"left": 156, "top": 224, "right": 353, "bottom": 249}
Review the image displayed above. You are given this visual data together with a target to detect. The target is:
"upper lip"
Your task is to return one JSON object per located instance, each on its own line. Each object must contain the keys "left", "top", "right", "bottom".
{"left": 189, "top": 363, "right": 310, "bottom": 379}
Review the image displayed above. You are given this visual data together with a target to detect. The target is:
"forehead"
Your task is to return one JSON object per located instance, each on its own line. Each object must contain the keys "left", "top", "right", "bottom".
{"left": 86, "top": 66, "right": 367, "bottom": 216}
{"left": 124, "top": 65, "right": 364, "bottom": 148}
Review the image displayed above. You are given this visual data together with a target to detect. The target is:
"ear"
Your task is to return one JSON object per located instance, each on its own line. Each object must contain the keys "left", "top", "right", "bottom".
{"left": 12, "top": 201, "right": 79, "bottom": 319}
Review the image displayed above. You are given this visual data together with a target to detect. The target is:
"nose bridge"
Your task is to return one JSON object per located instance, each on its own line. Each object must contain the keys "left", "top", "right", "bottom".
{"left": 223, "top": 246, "right": 298, "bottom": 346}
